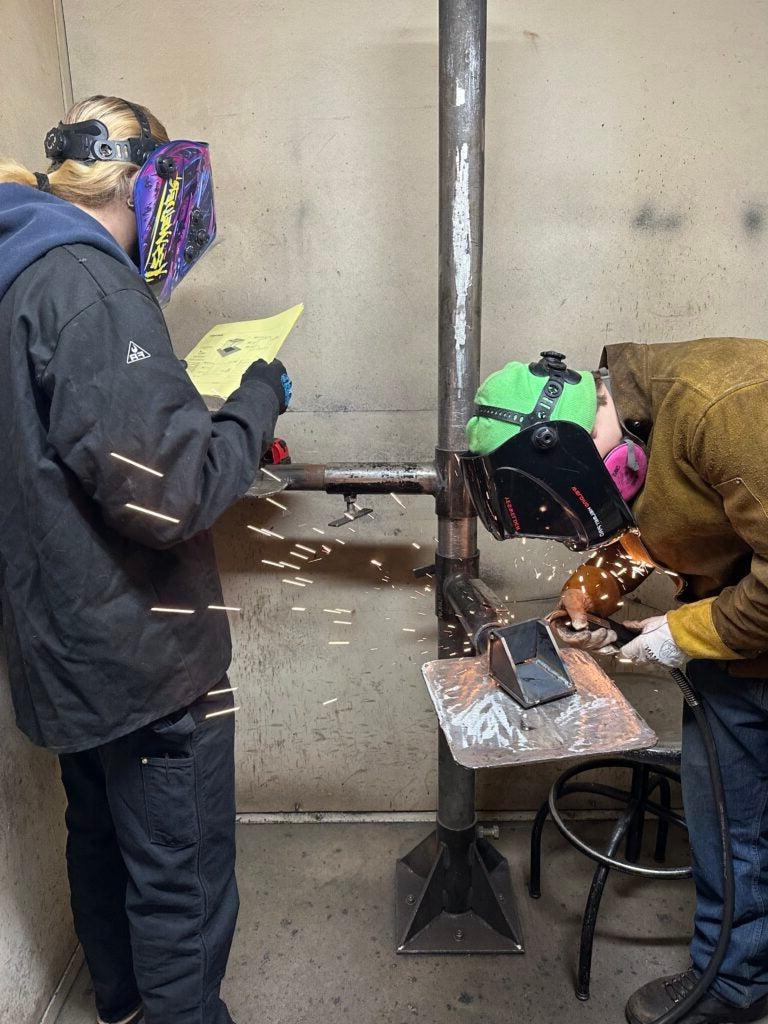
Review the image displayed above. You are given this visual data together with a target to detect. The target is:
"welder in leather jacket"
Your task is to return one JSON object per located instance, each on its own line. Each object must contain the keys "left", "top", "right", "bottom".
{"left": 466, "top": 340, "right": 768, "bottom": 1024}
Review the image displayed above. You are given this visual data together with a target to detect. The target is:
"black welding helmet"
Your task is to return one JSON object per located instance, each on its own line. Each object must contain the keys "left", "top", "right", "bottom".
{"left": 461, "top": 352, "right": 638, "bottom": 551}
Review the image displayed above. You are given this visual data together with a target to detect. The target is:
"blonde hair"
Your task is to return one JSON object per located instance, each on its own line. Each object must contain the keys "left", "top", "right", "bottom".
{"left": 0, "top": 95, "right": 169, "bottom": 208}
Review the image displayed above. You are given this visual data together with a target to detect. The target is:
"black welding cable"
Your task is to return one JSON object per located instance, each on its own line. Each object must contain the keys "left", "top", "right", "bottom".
{"left": 650, "top": 666, "right": 735, "bottom": 1024}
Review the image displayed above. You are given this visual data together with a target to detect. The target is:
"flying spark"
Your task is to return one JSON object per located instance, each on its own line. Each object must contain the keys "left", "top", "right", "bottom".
{"left": 205, "top": 706, "right": 240, "bottom": 719}
{"left": 295, "top": 544, "right": 316, "bottom": 554}
{"left": 291, "top": 606, "right": 306, "bottom": 611}
{"left": 125, "top": 503, "right": 180, "bottom": 524}
{"left": 312, "top": 527, "right": 326, "bottom": 535}
{"left": 249, "top": 526, "right": 285, "bottom": 540}
{"left": 390, "top": 493, "right": 407, "bottom": 510}
{"left": 208, "top": 685, "right": 238, "bottom": 695}
{"left": 322, "top": 697, "right": 338, "bottom": 706}
{"left": 260, "top": 466, "right": 281, "bottom": 482}
{"left": 207, "top": 605, "right": 241, "bottom": 612}
{"left": 110, "top": 452, "right": 163, "bottom": 477}
{"left": 283, "top": 579, "right": 306, "bottom": 587}
{"left": 265, "top": 497, "right": 288, "bottom": 511}
{"left": 328, "top": 640, "right": 350, "bottom": 646}
{"left": 151, "top": 606, "right": 194, "bottom": 614}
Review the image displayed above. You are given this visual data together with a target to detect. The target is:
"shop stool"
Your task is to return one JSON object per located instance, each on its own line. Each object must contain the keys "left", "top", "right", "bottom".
{"left": 529, "top": 748, "right": 690, "bottom": 1000}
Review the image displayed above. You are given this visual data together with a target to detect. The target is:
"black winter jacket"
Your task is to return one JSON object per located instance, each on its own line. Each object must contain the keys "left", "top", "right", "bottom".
{"left": 0, "top": 185, "right": 278, "bottom": 752}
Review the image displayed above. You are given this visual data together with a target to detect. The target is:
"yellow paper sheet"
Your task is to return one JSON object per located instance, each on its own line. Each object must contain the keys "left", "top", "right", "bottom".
{"left": 185, "top": 303, "right": 304, "bottom": 400}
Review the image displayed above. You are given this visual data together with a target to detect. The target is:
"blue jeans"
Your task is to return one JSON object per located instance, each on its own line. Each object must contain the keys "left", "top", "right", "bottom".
{"left": 59, "top": 686, "right": 239, "bottom": 1024}
{"left": 683, "top": 659, "right": 768, "bottom": 1007}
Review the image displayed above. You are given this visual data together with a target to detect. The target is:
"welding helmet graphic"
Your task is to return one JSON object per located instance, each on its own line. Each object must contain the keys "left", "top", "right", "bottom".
{"left": 461, "top": 352, "right": 639, "bottom": 551}
{"left": 133, "top": 140, "right": 215, "bottom": 305}
{"left": 44, "top": 103, "right": 215, "bottom": 304}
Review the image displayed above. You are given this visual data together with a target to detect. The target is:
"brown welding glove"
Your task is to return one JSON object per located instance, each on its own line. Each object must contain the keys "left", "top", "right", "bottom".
{"left": 549, "top": 607, "right": 619, "bottom": 652}
{"left": 548, "top": 561, "right": 625, "bottom": 651}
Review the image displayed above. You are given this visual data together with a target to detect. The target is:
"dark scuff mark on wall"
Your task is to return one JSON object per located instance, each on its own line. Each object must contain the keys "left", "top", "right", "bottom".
{"left": 523, "top": 30, "right": 540, "bottom": 49}
{"left": 743, "top": 203, "right": 765, "bottom": 235}
{"left": 633, "top": 204, "right": 682, "bottom": 232}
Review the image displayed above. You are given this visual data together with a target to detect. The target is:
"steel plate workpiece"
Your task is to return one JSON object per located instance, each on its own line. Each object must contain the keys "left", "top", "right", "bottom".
{"left": 422, "top": 649, "right": 656, "bottom": 770}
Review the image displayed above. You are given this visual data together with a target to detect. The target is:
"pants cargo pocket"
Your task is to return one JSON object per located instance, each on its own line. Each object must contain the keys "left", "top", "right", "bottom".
{"left": 140, "top": 755, "right": 200, "bottom": 848}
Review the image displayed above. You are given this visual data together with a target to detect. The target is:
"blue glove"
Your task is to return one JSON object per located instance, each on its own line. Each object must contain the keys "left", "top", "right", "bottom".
{"left": 280, "top": 370, "right": 292, "bottom": 411}
{"left": 241, "top": 358, "right": 292, "bottom": 414}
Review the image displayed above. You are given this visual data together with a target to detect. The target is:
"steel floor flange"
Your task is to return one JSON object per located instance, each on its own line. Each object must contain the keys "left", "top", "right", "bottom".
{"left": 395, "top": 830, "right": 524, "bottom": 953}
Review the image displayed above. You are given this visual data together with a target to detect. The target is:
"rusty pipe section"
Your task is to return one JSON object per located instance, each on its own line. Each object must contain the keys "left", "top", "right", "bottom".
{"left": 248, "top": 462, "right": 439, "bottom": 497}
{"left": 443, "top": 573, "right": 508, "bottom": 652}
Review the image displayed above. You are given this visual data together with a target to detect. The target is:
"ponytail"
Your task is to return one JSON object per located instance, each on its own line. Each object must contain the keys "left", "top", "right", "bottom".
{"left": 0, "top": 158, "right": 39, "bottom": 189}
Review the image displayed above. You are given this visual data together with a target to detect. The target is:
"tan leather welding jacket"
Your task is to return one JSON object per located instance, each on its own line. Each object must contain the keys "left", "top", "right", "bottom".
{"left": 563, "top": 338, "right": 768, "bottom": 674}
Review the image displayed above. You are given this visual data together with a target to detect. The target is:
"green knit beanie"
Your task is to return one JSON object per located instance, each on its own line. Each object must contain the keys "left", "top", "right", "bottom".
{"left": 466, "top": 360, "right": 598, "bottom": 455}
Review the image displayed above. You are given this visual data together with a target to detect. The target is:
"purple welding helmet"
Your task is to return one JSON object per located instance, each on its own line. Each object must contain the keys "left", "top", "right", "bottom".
{"left": 44, "top": 104, "right": 216, "bottom": 304}
{"left": 134, "top": 140, "right": 216, "bottom": 304}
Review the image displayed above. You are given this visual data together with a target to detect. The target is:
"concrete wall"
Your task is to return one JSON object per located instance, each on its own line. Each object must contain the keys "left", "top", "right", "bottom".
{"left": 0, "top": 3, "right": 76, "bottom": 1020}
{"left": 64, "top": 0, "right": 768, "bottom": 811}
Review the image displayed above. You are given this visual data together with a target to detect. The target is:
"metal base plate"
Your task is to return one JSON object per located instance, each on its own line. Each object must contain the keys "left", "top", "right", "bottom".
{"left": 423, "top": 649, "right": 657, "bottom": 770}
{"left": 395, "top": 831, "right": 524, "bottom": 954}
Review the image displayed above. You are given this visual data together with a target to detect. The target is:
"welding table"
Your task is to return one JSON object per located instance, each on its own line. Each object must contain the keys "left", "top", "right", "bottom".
{"left": 393, "top": 644, "right": 659, "bottom": 952}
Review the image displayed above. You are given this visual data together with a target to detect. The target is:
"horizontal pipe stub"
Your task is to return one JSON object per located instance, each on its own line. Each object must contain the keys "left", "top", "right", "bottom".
{"left": 248, "top": 462, "right": 439, "bottom": 496}
{"left": 443, "top": 572, "right": 508, "bottom": 652}
{"left": 434, "top": 554, "right": 479, "bottom": 619}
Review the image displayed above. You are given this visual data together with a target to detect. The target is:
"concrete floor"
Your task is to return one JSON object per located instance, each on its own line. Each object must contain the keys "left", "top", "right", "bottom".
{"left": 56, "top": 820, "right": 693, "bottom": 1024}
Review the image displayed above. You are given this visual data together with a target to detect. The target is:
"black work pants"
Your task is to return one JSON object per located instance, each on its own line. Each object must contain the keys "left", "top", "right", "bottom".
{"left": 59, "top": 687, "right": 238, "bottom": 1024}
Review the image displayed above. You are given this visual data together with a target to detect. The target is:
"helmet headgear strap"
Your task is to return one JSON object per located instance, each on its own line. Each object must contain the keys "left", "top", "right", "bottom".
{"left": 475, "top": 350, "right": 582, "bottom": 429}
{"left": 44, "top": 100, "right": 162, "bottom": 167}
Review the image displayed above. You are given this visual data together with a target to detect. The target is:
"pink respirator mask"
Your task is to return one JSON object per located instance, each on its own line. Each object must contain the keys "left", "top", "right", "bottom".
{"left": 602, "top": 437, "right": 648, "bottom": 502}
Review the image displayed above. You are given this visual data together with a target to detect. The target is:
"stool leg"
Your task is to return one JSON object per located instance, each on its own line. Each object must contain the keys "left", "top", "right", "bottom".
{"left": 576, "top": 808, "right": 634, "bottom": 1001}
{"left": 624, "top": 766, "right": 649, "bottom": 864}
{"left": 653, "top": 775, "right": 672, "bottom": 864}
{"left": 529, "top": 799, "right": 550, "bottom": 898}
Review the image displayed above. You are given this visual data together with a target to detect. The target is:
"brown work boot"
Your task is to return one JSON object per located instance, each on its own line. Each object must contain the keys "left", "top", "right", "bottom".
{"left": 626, "top": 969, "right": 768, "bottom": 1024}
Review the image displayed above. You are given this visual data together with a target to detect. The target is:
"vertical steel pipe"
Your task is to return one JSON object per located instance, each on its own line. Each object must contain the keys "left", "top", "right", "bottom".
{"left": 398, "top": 1, "right": 520, "bottom": 950}
{"left": 435, "top": 0, "right": 487, "bottom": 842}
{"left": 437, "top": 0, "right": 487, "bottom": 458}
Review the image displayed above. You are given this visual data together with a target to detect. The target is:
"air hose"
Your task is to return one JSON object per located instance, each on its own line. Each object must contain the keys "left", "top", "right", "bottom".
{"left": 650, "top": 666, "right": 734, "bottom": 1024}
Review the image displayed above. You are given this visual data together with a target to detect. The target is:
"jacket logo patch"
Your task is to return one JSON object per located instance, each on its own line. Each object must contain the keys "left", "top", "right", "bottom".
{"left": 127, "top": 341, "right": 151, "bottom": 365}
